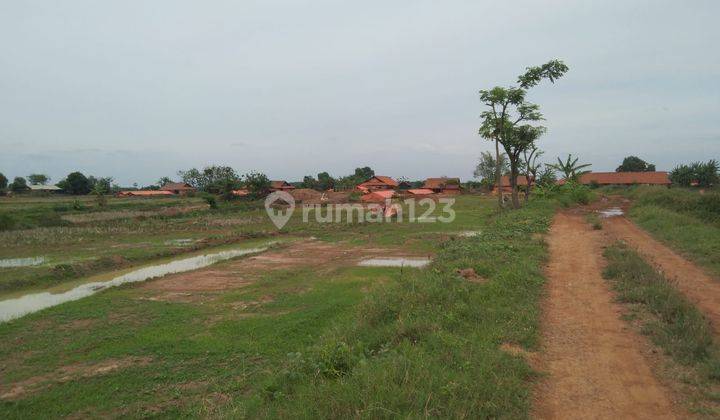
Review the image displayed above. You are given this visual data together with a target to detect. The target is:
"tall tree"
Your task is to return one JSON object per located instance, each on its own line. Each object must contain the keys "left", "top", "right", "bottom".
{"left": 60, "top": 172, "right": 91, "bottom": 195}
{"left": 157, "top": 176, "right": 173, "bottom": 187}
{"left": 27, "top": 174, "right": 50, "bottom": 185}
{"left": 616, "top": 156, "right": 656, "bottom": 172}
{"left": 548, "top": 154, "right": 592, "bottom": 182}
{"left": 317, "top": 172, "right": 335, "bottom": 191}
{"left": 353, "top": 167, "right": 374, "bottom": 181}
{"left": 479, "top": 60, "right": 568, "bottom": 209}
{"left": 10, "top": 177, "right": 29, "bottom": 193}
{"left": 179, "top": 166, "right": 240, "bottom": 193}
{"left": 0, "top": 173, "right": 7, "bottom": 193}
{"left": 243, "top": 171, "right": 271, "bottom": 198}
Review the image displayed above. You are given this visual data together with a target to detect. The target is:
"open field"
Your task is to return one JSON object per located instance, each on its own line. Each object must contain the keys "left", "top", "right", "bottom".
{"left": 0, "top": 194, "right": 559, "bottom": 417}
{"left": 4, "top": 187, "right": 720, "bottom": 418}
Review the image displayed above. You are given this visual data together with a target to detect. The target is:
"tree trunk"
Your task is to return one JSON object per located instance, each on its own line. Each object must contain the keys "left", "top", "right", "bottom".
{"left": 495, "top": 139, "right": 502, "bottom": 209}
{"left": 510, "top": 160, "right": 520, "bottom": 209}
{"left": 524, "top": 173, "right": 532, "bottom": 203}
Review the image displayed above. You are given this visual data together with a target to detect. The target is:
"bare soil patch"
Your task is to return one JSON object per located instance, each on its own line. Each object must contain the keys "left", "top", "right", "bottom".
{"left": 534, "top": 213, "right": 679, "bottom": 418}
{"left": 0, "top": 356, "right": 152, "bottom": 400}
{"left": 140, "top": 239, "right": 427, "bottom": 301}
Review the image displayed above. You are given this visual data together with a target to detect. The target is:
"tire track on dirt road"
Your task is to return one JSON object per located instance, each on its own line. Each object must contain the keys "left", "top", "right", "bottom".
{"left": 603, "top": 215, "right": 720, "bottom": 333}
{"left": 534, "top": 213, "right": 679, "bottom": 419}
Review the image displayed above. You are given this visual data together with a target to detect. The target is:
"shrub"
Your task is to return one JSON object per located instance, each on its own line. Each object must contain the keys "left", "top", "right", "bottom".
{"left": 0, "top": 213, "right": 16, "bottom": 231}
{"left": 202, "top": 193, "right": 218, "bottom": 209}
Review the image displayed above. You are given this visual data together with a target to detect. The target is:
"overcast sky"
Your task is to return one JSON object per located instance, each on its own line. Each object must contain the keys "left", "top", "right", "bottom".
{"left": 1, "top": 0, "right": 718, "bottom": 186}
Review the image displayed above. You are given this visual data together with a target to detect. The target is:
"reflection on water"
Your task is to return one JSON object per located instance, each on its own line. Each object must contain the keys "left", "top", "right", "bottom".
{"left": 0, "top": 257, "right": 46, "bottom": 268}
{"left": 358, "top": 257, "right": 431, "bottom": 268}
{"left": 0, "top": 247, "right": 267, "bottom": 323}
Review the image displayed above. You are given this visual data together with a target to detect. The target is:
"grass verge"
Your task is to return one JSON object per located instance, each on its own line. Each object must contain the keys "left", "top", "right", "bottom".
{"left": 250, "top": 200, "right": 556, "bottom": 418}
{"left": 603, "top": 243, "right": 720, "bottom": 416}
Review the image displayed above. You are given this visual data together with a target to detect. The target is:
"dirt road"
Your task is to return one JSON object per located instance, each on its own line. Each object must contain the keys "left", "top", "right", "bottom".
{"left": 603, "top": 215, "right": 720, "bottom": 331}
{"left": 534, "top": 213, "right": 678, "bottom": 419}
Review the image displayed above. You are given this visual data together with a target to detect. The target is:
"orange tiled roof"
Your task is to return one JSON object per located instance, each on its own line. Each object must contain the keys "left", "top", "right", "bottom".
{"left": 423, "top": 177, "right": 460, "bottom": 189}
{"left": 407, "top": 189, "right": 434, "bottom": 195}
{"left": 498, "top": 176, "right": 533, "bottom": 187}
{"left": 160, "top": 182, "right": 195, "bottom": 191}
{"left": 358, "top": 176, "right": 398, "bottom": 188}
{"left": 565, "top": 172, "right": 671, "bottom": 185}
{"left": 119, "top": 190, "right": 175, "bottom": 196}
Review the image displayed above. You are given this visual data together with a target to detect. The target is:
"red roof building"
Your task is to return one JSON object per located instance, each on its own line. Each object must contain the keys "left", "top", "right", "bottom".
{"left": 423, "top": 177, "right": 461, "bottom": 194}
{"left": 160, "top": 182, "right": 196, "bottom": 195}
{"left": 360, "top": 190, "right": 395, "bottom": 202}
{"left": 407, "top": 188, "right": 435, "bottom": 196}
{"left": 560, "top": 172, "right": 671, "bottom": 186}
{"left": 491, "top": 176, "right": 534, "bottom": 194}
{"left": 269, "top": 181, "right": 296, "bottom": 191}
{"left": 357, "top": 176, "right": 398, "bottom": 191}
{"left": 118, "top": 190, "right": 175, "bottom": 197}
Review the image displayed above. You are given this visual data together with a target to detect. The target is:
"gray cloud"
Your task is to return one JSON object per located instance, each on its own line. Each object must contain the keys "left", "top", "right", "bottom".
{"left": 1, "top": 0, "right": 718, "bottom": 185}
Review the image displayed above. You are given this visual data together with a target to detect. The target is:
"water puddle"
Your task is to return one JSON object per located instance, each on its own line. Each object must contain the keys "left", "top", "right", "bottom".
{"left": 164, "top": 239, "right": 196, "bottom": 246}
{"left": 358, "top": 257, "right": 431, "bottom": 268}
{"left": 456, "top": 231, "right": 482, "bottom": 238}
{"left": 0, "top": 246, "right": 268, "bottom": 323}
{"left": 0, "top": 257, "right": 46, "bottom": 268}
{"left": 599, "top": 207, "right": 624, "bottom": 218}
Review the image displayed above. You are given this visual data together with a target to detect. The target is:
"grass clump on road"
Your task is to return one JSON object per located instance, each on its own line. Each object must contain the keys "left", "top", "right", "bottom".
{"left": 603, "top": 243, "right": 720, "bottom": 415}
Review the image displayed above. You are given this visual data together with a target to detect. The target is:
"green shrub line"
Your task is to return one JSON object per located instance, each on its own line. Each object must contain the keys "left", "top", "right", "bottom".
{"left": 602, "top": 243, "right": 720, "bottom": 377}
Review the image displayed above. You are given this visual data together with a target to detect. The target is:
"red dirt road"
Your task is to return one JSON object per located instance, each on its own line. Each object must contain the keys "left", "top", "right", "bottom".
{"left": 603, "top": 216, "right": 720, "bottom": 332}
{"left": 534, "top": 213, "right": 678, "bottom": 419}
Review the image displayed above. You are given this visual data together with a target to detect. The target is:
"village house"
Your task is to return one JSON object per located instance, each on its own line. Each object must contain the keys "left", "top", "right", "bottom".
{"left": 160, "top": 182, "right": 196, "bottom": 195}
{"left": 559, "top": 172, "right": 671, "bottom": 186}
{"left": 406, "top": 188, "right": 434, "bottom": 196}
{"left": 269, "top": 181, "right": 296, "bottom": 192}
{"left": 356, "top": 176, "right": 399, "bottom": 192}
{"left": 492, "top": 176, "right": 534, "bottom": 194}
{"left": 423, "top": 177, "right": 461, "bottom": 194}
{"left": 28, "top": 185, "right": 62, "bottom": 194}
{"left": 118, "top": 190, "right": 175, "bottom": 197}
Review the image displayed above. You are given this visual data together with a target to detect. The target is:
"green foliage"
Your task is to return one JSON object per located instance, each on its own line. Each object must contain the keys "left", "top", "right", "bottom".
{"left": 547, "top": 154, "right": 591, "bottom": 181}
{"left": 0, "top": 213, "right": 16, "bottom": 231}
{"left": 27, "top": 173, "right": 50, "bottom": 185}
{"left": 243, "top": 171, "right": 271, "bottom": 198}
{"left": 535, "top": 181, "right": 593, "bottom": 207}
{"left": 535, "top": 165, "right": 557, "bottom": 187}
{"left": 478, "top": 59, "right": 568, "bottom": 208}
{"left": 60, "top": 172, "right": 91, "bottom": 195}
{"left": 179, "top": 165, "right": 241, "bottom": 193}
{"left": 157, "top": 176, "right": 172, "bottom": 187}
{"left": 201, "top": 193, "right": 218, "bottom": 209}
{"left": 10, "top": 176, "right": 29, "bottom": 193}
{"left": 669, "top": 160, "right": 719, "bottom": 187}
{"left": 0, "top": 172, "right": 7, "bottom": 191}
{"left": 473, "top": 151, "right": 508, "bottom": 185}
{"left": 316, "top": 172, "right": 335, "bottom": 191}
{"left": 616, "top": 156, "right": 655, "bottom": 172}
{"left": 630, "top": 186, "right": 720, "bottom": 224}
